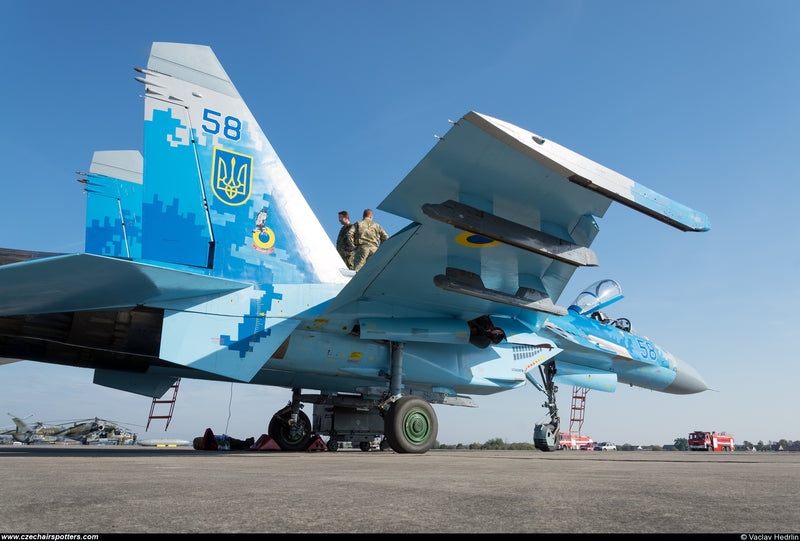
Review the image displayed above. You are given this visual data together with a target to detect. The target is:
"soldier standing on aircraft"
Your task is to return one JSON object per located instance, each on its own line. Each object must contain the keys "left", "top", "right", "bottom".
{"left": 336, "top": 211, "right": 355, "bottom": 270}
{"left": 348, "top": 209, "right": 389, "bottom": 271}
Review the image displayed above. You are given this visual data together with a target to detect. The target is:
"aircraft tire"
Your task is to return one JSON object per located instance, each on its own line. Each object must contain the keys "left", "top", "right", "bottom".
{"left": 533, "top": 423, "right": 558, "bottom": 452}
{"left": 268, "top": 410, "right": 313, "bottom": 451}
{"left": 384, "top": 396, "right": 438, "bottom": 454}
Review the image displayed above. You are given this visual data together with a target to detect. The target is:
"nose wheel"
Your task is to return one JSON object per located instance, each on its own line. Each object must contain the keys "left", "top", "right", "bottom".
{"left": 534, "top": 421, "right": 559, "bottom": 452}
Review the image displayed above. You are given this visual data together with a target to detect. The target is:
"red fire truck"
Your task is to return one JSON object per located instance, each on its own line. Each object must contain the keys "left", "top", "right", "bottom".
{"left": 688, "top": 431, "right": 735, "bottom": 451}
{"left": 558, "top": 433, "right": 594, "bottom": 450}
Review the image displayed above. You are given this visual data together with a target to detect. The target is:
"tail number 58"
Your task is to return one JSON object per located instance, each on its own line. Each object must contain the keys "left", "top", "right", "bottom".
{"left": 202, "top": 109, "right": 241, "bottom": 141}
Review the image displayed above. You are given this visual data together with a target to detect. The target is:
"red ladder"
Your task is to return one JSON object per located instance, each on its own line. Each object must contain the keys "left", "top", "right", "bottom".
{"left": 146, "top": 379, "right": 180, "bottom": 431}
{"left": 568, "top": 387, "right": 589, "bottom": 437}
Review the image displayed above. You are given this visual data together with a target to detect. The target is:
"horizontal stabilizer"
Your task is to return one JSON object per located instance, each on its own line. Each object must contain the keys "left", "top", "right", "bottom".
{"left": 0, "top": 253, "right": 249, "bottom": 316}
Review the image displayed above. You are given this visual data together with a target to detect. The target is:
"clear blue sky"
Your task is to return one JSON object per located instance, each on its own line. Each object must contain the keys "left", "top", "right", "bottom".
{"left": 1, "top": 1, "right": 798, "bottom": 446}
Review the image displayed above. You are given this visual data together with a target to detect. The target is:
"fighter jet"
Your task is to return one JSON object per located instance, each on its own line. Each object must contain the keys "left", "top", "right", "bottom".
{"left": 0, "top": 43, "right": 710, "bottom": 453}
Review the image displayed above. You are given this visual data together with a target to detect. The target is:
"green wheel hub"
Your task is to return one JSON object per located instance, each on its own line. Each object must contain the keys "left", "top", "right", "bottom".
{"left": 385, "top": 395, "right": 438, "bottom": 453}
{"left": 402, "top": 407, "right": 432, "bottom": 445}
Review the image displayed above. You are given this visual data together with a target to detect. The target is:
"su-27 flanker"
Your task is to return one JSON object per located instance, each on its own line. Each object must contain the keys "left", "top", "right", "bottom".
{"left": 0, "top": 43, "right": 710, "bottom": 453}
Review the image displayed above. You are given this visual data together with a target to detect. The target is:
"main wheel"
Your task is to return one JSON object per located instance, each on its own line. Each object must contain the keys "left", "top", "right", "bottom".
{"left": 384, "top": 396, "right": 438, "bottom": 454}
{"left": 268, "top": 410, "right": 313, "bottom": 451}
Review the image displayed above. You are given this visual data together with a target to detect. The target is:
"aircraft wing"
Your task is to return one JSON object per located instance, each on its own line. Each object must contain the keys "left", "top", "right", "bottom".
{"left": 325, "top": 111, "right": 709, "bottom": 320}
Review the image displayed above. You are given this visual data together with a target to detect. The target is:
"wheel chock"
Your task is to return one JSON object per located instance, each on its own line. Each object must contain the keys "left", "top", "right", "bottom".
{"left": 200, "top": 428, "right": 218, "bottom": 450}
{"left": 250, "top": 434, "right": 281, "bottom": 451}
{"left": 306, "top": 436, "right": 328, "bottom": 452}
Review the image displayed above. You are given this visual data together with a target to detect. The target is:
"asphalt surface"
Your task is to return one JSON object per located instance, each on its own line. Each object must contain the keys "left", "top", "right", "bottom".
{"left": 0, "top": 446, "right": 797, "bottom": 534}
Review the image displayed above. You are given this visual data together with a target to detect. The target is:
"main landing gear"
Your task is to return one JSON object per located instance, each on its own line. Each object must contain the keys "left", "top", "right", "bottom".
{"left": 266, "top": 392, "right": 439, "bottom": 454}
{"left": 266, "top": 342, "right": 439, "bottom": 454}
{"left": 532, "top": 361, "right": 560, "bottom": 452}
{"left": 383, "top": 395, "right": 438, "bottom": 453}
{"left": 268, "top": 392, "right": 314, "bottom": 451}
{"left": 380, "top": 341, "right": 438, "bottom": 453}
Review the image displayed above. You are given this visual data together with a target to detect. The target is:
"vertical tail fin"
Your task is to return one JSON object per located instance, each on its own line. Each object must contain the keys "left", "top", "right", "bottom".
{"left": 118, "top": 43, "right": 349, "bottom": 383}
{"left": 77, "top": 43, "right": 350, "bottom": 384}
{"left": 83, "top": 150, "right": 143, "bottom": 258}
{"left": 8, "top": 413, "right": 33, "bottom": 434}
{"left": 137, "top": 42, "right": 346, "bottom": 285}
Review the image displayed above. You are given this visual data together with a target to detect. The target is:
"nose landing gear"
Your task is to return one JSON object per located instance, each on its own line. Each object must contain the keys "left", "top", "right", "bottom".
{"left": 531, "top": 362, "right": 560, "bottom": 452}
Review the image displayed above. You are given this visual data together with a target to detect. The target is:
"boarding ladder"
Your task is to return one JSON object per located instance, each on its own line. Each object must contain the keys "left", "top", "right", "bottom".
{"left": 568, "top": 387, "right": 589, "bottom": 437}
{"left": 146, "top": 379, "right": 181, "bottom": 431}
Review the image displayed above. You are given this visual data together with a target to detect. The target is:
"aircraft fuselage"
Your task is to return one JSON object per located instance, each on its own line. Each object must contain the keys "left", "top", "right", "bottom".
{"left": 250, "top": 308, "right": 707, "bottom": 400}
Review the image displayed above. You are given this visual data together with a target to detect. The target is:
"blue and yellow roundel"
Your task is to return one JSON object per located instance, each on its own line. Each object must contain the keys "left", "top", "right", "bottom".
{"left": 252, "top": 228, "right": 275, "bottom": 253}
{"left": 212, "top": 147, "right": 252, "bottom": 206}
{"left": 455, "top": 232, "right": 502, "bottom": 248}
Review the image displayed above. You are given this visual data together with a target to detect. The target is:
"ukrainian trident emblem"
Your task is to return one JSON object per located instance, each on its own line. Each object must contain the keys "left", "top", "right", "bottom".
{"left": 211, "top": 147, "right": 252, "bottom": 206}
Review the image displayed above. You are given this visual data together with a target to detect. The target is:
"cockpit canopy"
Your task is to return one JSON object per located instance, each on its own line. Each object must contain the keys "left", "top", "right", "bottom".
{"left": 569, "top": 279, "right": 632, "bottom": 332}
{"left": 569, "top": 279, "right": 624, "bottom": 315}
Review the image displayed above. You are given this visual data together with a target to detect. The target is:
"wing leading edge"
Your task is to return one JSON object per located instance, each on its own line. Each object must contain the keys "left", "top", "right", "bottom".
{"left": 464, "top": 112, "right": 710, "bottom": 233}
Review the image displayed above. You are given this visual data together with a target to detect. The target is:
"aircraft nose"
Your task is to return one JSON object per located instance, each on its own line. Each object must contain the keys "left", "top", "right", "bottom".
{"left": 664, "top": 359, "right": 708, "bottom": 394}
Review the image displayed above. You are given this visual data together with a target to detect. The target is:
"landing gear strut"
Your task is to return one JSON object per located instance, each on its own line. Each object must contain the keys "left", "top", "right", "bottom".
{"left": 532, "top": 362, "right": 560, "bottom": 452}
{"left": 382, "top": 342, "right": 438, "bottom": 454}
{"left": 268, "top": 388, "right": 313, "bottom": 451}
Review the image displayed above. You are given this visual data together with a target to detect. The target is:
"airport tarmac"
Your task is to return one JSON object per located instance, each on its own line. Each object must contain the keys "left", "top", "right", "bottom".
{"left": 0, "top": 446, "right": 797, "bottom": 534}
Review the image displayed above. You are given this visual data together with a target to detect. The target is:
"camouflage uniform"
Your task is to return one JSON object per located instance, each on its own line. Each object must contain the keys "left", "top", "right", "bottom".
{"left": 336, "top": 223, "right": 355, "bottom": 269}
{"left": 348, "top": 217, "right": 389, "bottom": 271}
